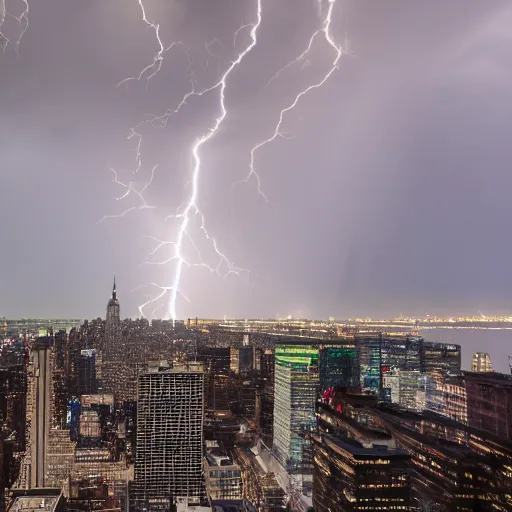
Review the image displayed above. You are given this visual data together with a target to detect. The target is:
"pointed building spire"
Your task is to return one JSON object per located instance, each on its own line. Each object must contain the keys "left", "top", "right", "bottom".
{"left": 112, "top": 274, "right": 117, "bottom": 300}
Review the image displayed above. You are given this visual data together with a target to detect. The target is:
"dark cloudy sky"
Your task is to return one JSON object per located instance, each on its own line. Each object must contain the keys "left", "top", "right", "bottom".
{"left": 1, "top": 0, "right": 512, "bottom": 320}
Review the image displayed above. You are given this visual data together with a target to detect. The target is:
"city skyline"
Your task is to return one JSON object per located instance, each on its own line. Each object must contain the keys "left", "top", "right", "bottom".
{"left": 2, "top": 310, "right": 512, "bottom": 509}
{"left": 2, "top": 0, "right": 512, "bottom": 320}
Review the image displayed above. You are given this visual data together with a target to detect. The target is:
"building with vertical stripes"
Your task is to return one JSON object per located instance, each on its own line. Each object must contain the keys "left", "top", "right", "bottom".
{"left": 133, "top": 362, "right": 205, "bottom": 511}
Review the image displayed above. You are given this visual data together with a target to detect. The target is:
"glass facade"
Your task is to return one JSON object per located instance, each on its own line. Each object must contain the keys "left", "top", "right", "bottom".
{"left": 319, "top": 343, "right": 359, "bottom": 391}
{"left": 422, "top": 342, "right": 461, "bottom": 373}
{"left": 239, "top": 346, "right": 254, "bottom": 375}
{"left": 273, "top": 342, "right": 319, "bottom": 476}
{"left": 357, "top": 334, "right": 461, "bottom": 395}
{"left": 314, "top": 400, "right": 412, "bottom": 511}
{"left": 425, "top": 371, "right": 468, "bottom": 424}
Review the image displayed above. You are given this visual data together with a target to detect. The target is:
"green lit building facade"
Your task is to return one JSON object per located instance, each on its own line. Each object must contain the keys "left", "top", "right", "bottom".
{"left": 273, "top": 340, "right": 319, "bottom": 478}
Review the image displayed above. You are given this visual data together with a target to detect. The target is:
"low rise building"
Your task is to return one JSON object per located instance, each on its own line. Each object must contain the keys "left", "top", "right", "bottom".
{"left": 8, "top": 489, "right": 66, "bottom": 512}
{"left": 204, "top": 450, "right": 242, "bottom": 501}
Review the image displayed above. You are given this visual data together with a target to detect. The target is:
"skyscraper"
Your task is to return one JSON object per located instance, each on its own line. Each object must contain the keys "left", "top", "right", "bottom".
{"left": 239, "top": 346, "right": 255, "bottom": 376}
{"left": 313, "top": 400, "right": 412, "bottom": 512}
{"left": 259, "top": 349, "right": 275, "bottom": 446}
{"left": 464, "top": 371, "right": 512, "bottom": 441}
{"left": 28, "top": 337, "right": 53, "bottom": 488}
{"left": 319, "top": 340, "right": 359, "bottom": 391}
{"left": 273, "top": 339, "right": 319, "bottom": 496}
{"left": 356, "top": 333, "right": 461, "bottom": 394}
{"left": 103, "top": 277, "right": 121, "bottom": 399}
{"left": 19, "top": 336, "right": 75, "bottom": 491}
{"left": 105, "top": 276, "right": 120, "bottom": 342}
{"left": 133, "top": 362, "right": 205, "bottom": 510}
{"left": 77, "top": 349, "right": 97, "bottom": 395}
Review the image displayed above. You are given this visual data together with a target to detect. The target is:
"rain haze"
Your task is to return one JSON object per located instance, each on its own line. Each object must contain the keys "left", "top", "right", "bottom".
{"left": 1, "top": 0, "right": 512, "bottom": 321}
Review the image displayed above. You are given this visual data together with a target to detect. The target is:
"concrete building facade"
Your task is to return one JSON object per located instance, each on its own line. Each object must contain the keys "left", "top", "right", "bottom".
{"left": 133, "top": 362, "right": 205, "bottom": 510}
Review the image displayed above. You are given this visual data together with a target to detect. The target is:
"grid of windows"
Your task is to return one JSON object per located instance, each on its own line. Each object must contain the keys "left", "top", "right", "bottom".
{"left": 133, "top": 365, "right": 205, "bottom": 509}
{"left": 273, "top": 342, "right": 319, "bottom": 477}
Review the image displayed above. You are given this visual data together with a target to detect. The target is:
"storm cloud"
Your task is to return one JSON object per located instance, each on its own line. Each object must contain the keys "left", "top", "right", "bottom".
{"left": 1, "top": 0, "right": 511, "bottom": 320}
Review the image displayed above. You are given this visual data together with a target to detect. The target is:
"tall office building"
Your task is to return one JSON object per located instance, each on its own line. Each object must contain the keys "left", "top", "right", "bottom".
{"left": 319, "top": 340, "right": 359, "bottom": 391}
{"left": 20, "top": 337, "right": 76, "bottom": 491}
{"left": 313, "top": 431, "right": 412, "bottom": 510}
{"left": 196, "top": 346, "right": 231, "bottom": 374}
{"left": 196, "top": 346, "right": 232, "bottom": 412}
{"left": 105, "top": 276, "right": 120, "bottom": 341}
{"left": 383, "top": 370, "right": 427, "bottom": 412}
{"left": 77, "top": 349, "right": 97, "bottom": 395}
{"left": 421, "top": 341, "right": 461, "bottom": 373}
{"left": 464, "top": 371, "right": 512, "bottom": 441}
{"left": 374, "top": 401, "right": 512, "bottom": 509}
{"left": 471, "top": 352, "right": 493, "bottom": 372}
{"left": 321, "top": 388, "right": 512, "bottom": 509}
{"left": 273, "top": 339, "right": 318, "bottom": 496}
{"left": 357, "top": 333, "right": 461, "bottom": 394}
{"left": 103, "top": 278, "right": 122, "bottom": 399}
{"left": 133, "top": 362, "right": 205, "bottom": 510}
{"left": 53, "top": 329, "right": 67, "bottom": 371}
{"left": 27, "top": 337, "right": 53, "bottom": 488}
{"left": 259, "top": 349, "right": 275, "bottom": 446}
{"left": 425, "top": 371, "right": 468, "bottom": 424}
{"left": 0, "top": 343, "right": 28, "bottom": 454}
{"left": 315, "top": 395, "right": 413, "bottom": 511}
{"left": 357, "top": 334, "right": 423, "bottom": 393}
{"left": 239, "top": 346, "right": 255, "bottom": 375}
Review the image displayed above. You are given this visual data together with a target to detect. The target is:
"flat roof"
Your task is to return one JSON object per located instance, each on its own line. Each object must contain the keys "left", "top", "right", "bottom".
{"left": 143, "top": 362, "right": 204, "bottom": 374}
{"left": 9, "top": 491, "right": 62, "bottom": 512}
{"left": 321, "top": 433, "right": 410, "bottom": 459}
{"left": 273, "top": 336, "right": 321, "bottom": 345}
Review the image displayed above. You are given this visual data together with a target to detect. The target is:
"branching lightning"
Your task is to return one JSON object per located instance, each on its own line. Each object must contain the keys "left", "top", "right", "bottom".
{"left": 105, "top": 0, "right": 345, "bottom": 322}
{"left": 97, "top": 166, "right": 157, "bottom": 224}
{"left": 108, "top": 0, "right": 261, "bottom": 321}
{"left": 146, "top": 0, "right": 262, "bottom": 321}
{"left": 118, "top": 0, "right": 187, "bottom": 88}
{"left": 0, "top": 0, "right": 29, "bottom": 53}
{"left": 241, "top": 0, "right": 344, "bottom": 196}
{"left": 4, "top": 0, "right": 346, "bottom": 322}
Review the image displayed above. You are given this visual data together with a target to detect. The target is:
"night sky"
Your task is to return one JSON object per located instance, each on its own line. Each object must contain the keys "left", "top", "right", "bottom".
{"left": 1, "top": 0, "right": 512, "bottom": 320}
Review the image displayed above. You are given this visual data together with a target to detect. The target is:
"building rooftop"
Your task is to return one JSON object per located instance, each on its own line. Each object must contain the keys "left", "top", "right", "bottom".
{"left": 463, "top": 370, "right": 512, "bottom": 383}
{"left": 80, "top": 394, "right": 114, "bottom": 407}
{"left": 321, "top": 433, "right": 410, "bottom": 460}
{"left": 205, "top": 449, "right": 238, "bottom": 468}
{"left": 272, "top": 336, "right": 321, "bottom": 345}
{"left": 175, "top": 498, "right": 212, "bottom": 512}
{"left": 376, "top": 406, "right": 512, "bottom": 456}
{"left": 145, "top": 361, "right": 204, "bottom": 374}
{"left": 8, "top": 490, "right": 63, "bottom": 512}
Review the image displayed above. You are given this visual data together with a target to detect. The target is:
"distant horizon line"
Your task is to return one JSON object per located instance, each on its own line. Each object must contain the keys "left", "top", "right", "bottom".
{"left": 3, "top": 314, "right": 512, "bottom": 323}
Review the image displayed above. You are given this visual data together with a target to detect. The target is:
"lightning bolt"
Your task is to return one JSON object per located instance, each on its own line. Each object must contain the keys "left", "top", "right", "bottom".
{"left": 142, "top": 0, "right": 262, "bottom": 322}
{"left": 118, "top": 1, "right": 187, "bottom": 89}
{"left": 1, "top": 0, "right": 10, "bottom": 51}
{"left": 241, "top": 0, "right": 344, "bottom": 196}
{"left": 108, "top": 0, "right": 344, "bottom": 322}
{"left": 109, "top": 1, "right": 261, "bottom": 321}
{"left": 97, "top": 166, "right": 157, "bottom": 224}
{"left": 0, "top": 0, "right": 29, "bottom": 53}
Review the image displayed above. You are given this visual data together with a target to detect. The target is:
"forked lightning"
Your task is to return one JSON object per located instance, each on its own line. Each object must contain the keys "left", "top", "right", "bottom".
{"left": 3, "top": 0, "right": 345, "bottom": 322}
{"left": 107, "top": 0, "right": 345, "bottom": 321}
{"left": 243, "top": 0, "right": 344, "bottom": 196}
{"left": 0, "top": 0, "right": 29, "bottom": 53}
